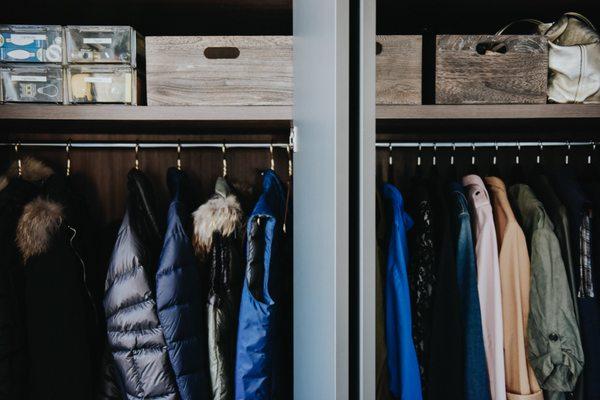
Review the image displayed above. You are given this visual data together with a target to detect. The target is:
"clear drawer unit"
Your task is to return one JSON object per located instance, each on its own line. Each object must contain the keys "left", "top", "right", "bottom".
{"left": 0, "top": 64, "right": 65, "bottom": 103}
{"left": 66, "top": 65, "right": 137, "bottom": 104}
{"left": 65, "top": 26, "right": 143, "bottom": 66}
{"left": 0, "top": 25, "right": 64, "bottom": 63}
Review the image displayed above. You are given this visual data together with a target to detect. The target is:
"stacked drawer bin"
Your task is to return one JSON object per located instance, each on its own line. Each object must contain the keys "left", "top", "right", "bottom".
{"left": 0, "top": 25, "right": 65, "bottom": 103}
{"left": 65, "top": 26, "right": 143, "bottom": 105}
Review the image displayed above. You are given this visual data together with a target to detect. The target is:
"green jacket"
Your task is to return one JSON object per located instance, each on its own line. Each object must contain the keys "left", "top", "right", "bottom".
{"left": 509, "top": 184, "right": 584, "bottom": 395}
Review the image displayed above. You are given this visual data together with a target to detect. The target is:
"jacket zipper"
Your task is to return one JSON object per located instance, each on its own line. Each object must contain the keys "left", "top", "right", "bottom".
{"left": 68, "top": 225, "right": 99, "bottom": 323}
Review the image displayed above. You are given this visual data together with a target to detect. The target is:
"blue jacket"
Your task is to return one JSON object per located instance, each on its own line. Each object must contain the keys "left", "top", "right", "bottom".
{"left": 156, "top": 168, "right": 210, "bottom": 400}
{"left": 449, "top": 182, "right": 490, "bottom": 400}
{"left": 382, "top": 183, "right": 423, "bottom": 400}
{"left": 235, "top": 170, "right": 286, "bottom": 400}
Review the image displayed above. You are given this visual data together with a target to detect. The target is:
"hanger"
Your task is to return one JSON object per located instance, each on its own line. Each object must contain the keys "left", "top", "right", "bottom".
{"left": 283, "top": 144, "right": 293, "bottom": 234}
{"left": 222, "top": 142, "right": 228, "bottom": 177}
{"left": 176, "top": 141, "right": 182, "bottom": 170}
{"left": 429, "top": 143, "right": 439, "bottom": 179}
{"left": 414, "top": 142, "right": 424, "bottom": 179}
{"left": 447, "top": 142, "right": 459, "bottom": 181}
{"left": 565, "top": 141, "right": 571, "bottom": 166}
{"left": 134, "top": 141, "right": 140, "bottom": 170}
{"left": 65, "top": 139, "right": 72, "bottom": 176}
{"left": 510, "top": 141, "right": 525, "bottom": 184}
{"left": 269, "top": 142, "right": 275, "bottom": 171}
{"left": 386, "top": 142, "right": 396, "bottom": 185}
{"left": 581, "top": 142, "right": 598, "bottom": 182}
{"left": 488, "top": 142, "right": 502, "bottom": 178}
{"left": 465, "top": 142, "right": 479, "bottom": 175}
{"left": 14, "top": 142, "right": 22, "bottom": 177}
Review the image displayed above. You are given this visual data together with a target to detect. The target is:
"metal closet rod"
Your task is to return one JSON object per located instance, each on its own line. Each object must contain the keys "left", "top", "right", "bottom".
{"left": 377, "top": 141, "right": 596, "bottom": 148}
{"left": 1, "top": 142, "right": 289, "bottom": 149}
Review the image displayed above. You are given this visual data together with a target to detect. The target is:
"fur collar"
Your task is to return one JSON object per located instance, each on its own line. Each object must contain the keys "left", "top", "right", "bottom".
{"left": 16, "top": 198, "right": 64, "bottom": 262}
{"left": 192, "top": 191, "right": 243, "bottom": 255}
{"left": 0, "top": 157, "right": 53, "bottom": 192}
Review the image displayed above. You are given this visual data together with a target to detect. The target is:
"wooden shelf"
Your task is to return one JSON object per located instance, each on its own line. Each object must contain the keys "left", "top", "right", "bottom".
{"left": 376, "top": 104, "right": 600, "bottom": 120}
{"left": 0, "top": 104, "right": 292, "bottom": 122}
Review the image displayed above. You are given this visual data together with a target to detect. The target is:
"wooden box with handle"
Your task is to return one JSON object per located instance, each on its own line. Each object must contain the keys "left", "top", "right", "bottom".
{"left": 435, "top": 35, "right": 548, "bottom": 104}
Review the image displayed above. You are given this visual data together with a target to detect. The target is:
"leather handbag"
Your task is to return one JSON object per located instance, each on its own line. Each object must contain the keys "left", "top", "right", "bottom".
{"left": 498, "top": 13, "right": 600, "bottom": 104}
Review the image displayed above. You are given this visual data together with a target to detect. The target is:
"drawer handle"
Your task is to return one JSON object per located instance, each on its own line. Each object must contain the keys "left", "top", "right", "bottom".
{"left": 476, "top": 42, "right": 508, "bottom": 55}
{"left": 376, "top": 42, "right": 383, "bottom": 55}
{"left": 204, "top": 47, "right": 241, "bottom": 59}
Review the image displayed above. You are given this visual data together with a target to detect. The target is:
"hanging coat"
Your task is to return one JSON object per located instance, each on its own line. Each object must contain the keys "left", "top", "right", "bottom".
{"left": 192, "top": 177, "right": 244, "bottom": 400}
{"left": 156, "top": 168, "right": 210, "bottom": 400}
{"left": 0, "top": 158, "right": 51, "bottom": 400}
{"left": 235, "top": 170, "right": 287, "bottom": 400}
{"left": 382, "top": 183, "right": 423, "bottom": 400}
{"left": 103, "top": 169, "right": 179, "bottom": 400}
{"left": 16, "top": 172, "right": 98, "bottom": 400}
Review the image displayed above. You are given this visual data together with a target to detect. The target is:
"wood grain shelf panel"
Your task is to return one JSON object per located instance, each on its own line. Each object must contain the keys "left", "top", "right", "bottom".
{"left": 0, "top": 104, "right": 292, "bottom": 122}
{"left": 377, "top": 104, "right": 600, "bottom": 120}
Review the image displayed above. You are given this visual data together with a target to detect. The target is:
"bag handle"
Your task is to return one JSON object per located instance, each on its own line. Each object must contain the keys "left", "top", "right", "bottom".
{"left": 496, "top": 19, "right": 544, "bottom": 35}
{"left": 563, "top": 12, "right": 597, "bottom": 31}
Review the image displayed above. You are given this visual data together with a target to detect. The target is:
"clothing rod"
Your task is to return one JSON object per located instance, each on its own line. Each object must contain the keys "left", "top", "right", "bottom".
{"left": 0, "top": 142, "right": 289, "bottom": 149}
{"left": 377, "top": 141, "right": 596, "bottom": 148}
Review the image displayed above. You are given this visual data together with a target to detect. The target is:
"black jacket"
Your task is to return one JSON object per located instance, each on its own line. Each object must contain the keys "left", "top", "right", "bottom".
{"left": 0, "top": 158, "right": 50, "bottom": 400}
{"left": 103, "top": 169, "right": 179, "bottom": 400}
{"left": 15, "top": 171, "right": 98, "bottom": 400}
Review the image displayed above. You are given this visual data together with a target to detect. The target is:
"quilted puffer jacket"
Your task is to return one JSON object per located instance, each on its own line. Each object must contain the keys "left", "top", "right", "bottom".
{"left": 104, "top": 169, "right": 179, "bottom": 400}
{"left": 0, "top": 158, "right": 50, "bottom": 400}
{"left": 156, "top": 168, "right": 210, "bottom": 400}
{"left": 235, "top": 170, "right": 289, "bottom": 400}
{"left": 193, "top": 176, "right": 244, "bottom": 400}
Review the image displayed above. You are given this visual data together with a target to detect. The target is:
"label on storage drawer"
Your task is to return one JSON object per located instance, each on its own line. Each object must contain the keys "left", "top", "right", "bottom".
{"left": 10, "top": 34, "right": 47, "bottom": 42}
{"left": 84, "top": 76, "right": 112, "bottom": 83}
{"left": 11, "top": 75, "right": 47, "bottom": 82}
{"left": 83, "top": 38, "right": 113, "bottom": 45}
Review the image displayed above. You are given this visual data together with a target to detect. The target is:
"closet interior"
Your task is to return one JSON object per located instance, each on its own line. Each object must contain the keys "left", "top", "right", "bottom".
{"left": 1, "top": 1, "right": 296, "bottom": 399}
{"left": 371, "top": 0, "right": 600, "bottom": 399}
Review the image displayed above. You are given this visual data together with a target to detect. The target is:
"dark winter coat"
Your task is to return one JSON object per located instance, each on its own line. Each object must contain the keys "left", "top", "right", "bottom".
{"left": 156, "top": 168, "right": 210, "bottom": 400}
{"left": 0, "top": 158, "right": 51, "bottom": 400}
{"left": 15, "top": 170, "right": 98, "bottom": 400}
{"left": 193, "top": 177, "right": 244, "bottom": 400}
{"left": 103, "top": 169, "right": 179, "bottom": 400}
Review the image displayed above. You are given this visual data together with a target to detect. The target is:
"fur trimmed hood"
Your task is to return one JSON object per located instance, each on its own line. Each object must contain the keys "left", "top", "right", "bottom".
{"left": 16, "top": 197, "right": 64, "bottom": 262}
{"left": 192, "top": 180, "right": 243, "bottom": 255}
{"left": 0, "top": 157, "right": 53, "bottom": 192}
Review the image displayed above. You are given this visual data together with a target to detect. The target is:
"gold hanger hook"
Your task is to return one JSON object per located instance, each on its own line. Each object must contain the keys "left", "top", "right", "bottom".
{"left": 222, "top": 142, "right": 227, "bottom": 177}
{"left": 14, "top": 142, "right": 22, "bottom": 177}
{"left": 515, "top": 142, "right": 521, "bottom": 165}
{"left": 286, "top": 144, "right": 293, "bottom": 178}
{"left": 388, "top": 143, "right": 393, "bottom": 166}
{"left": 66, "top": 139, "right": 72, "bottom": 176}
{"left": 135, "top": 142, "right": 140, "bottom": 170}
{"left": 269, "top": 142, "right": 275, "bottom": 171}
{"left": 176, "top": 141, "right": 182, "bottom": 170}
{"left": 451, "top": 142, "right": 455, "bottom": 166}
{"left": 565, "top": 141, "right": 571, "bottom": 165}
{"left": 537, "top": 141, "right": 543, "bottom": 165}
{"left": 417, "top": 142, "right": 422, "bottom": 166}
{"left": 471, "top": 142, "right": 476, "bottom": 166}
{"left": 432, "top": 143, "right": 437, "bottom": 166}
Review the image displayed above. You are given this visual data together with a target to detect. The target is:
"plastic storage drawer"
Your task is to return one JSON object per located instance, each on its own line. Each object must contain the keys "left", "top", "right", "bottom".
{"left": 66, "top": 65, "right": 137, "bottom": 104}
{"left": 1, "top": 64, "right": 65, "bottom": 103}
{"left": 65, "top": 26, "right": 143, "bottom": 66}
{"left": 0, "top": 25, "right": 64, "bottom": 63}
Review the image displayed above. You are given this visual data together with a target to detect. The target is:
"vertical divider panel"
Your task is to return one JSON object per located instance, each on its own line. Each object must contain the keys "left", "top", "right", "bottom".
{"left": 293, "top": 0, "right": 350, "bottom": 399}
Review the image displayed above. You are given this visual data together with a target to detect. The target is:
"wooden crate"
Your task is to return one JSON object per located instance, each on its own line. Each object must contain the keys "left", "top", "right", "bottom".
{"left": 376, "top": 35, "right": 422, "bottom": 105}
{"left": 436, "top": 35, "right": 548, "bottom": 104}
{"left": 146, "top": 36, "right": 292, "bottom": 106}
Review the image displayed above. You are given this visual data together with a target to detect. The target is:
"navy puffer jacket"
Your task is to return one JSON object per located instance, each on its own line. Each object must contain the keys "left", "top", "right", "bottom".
{"left": 104, "top": 169, "right": 179, "bottom": 400}
{"left": 156, "top": 168, "right": 210, "bottom": 400}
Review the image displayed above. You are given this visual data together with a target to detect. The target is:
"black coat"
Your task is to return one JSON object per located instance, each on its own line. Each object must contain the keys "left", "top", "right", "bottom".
{"left": 15, "top": 172, "right": 98, "bottom": 400}
{"left": 103, "top": 169, "right": 179, "bottom": 400}
{"left": 0, "top": 158, "right": 52, "bottom": 400}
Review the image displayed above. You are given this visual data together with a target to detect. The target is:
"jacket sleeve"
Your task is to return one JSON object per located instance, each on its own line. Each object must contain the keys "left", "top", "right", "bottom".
{"left": 527, "top": 228, "right": 584, "bottom": 392}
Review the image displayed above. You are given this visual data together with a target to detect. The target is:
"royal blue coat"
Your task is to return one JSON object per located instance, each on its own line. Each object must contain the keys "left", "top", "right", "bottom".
{"left": 382, "top": 183, "right": 423, "bottom": 400}
{"left": 235, "top": 170, "right": 286, "bottom": 400}
{"left": 156, "top": 168, "right": 210, "bottom": 400}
